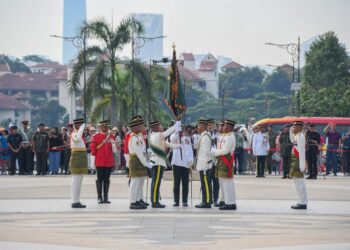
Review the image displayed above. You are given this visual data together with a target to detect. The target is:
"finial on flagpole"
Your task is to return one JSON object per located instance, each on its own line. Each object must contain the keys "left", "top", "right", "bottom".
{"left": 172, "top": 42, "right": 176, "bottom": 50}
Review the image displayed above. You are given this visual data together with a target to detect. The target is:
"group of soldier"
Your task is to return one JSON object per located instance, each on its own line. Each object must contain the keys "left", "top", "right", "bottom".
{"left": 69, "top": 115, "right": 308, "bottom": 211}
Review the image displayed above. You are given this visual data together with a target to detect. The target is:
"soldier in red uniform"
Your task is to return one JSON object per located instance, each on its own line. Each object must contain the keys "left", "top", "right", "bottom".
{"left": 90, "top": 120, "right": 116, "bottom": 204}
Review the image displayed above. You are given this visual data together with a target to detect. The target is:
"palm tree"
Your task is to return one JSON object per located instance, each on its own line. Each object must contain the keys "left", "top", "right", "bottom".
{"left": 70, "top": 16, "right": 143, "bottom": 125}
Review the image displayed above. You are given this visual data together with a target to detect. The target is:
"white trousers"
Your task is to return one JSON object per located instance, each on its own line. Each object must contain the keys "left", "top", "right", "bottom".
{"left": 130, "top": 177, "right": 145, "bottom": 203}
{"left": 71, "top": 175, "right": 83, "bottom": 203}
{"left": 219, "top": 178, "right": 225, "bottom": 202}
{"left": 220, "top": 177, "right": 236, "bottom": 205}
{"left": 294, "top": 178, "right": 308, "bottom": 205}
{"left": 124, "top": 154, "right": 129, "bottom": 168}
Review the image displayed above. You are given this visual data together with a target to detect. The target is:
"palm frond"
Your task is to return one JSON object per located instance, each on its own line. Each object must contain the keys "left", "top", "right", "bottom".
{"left": 79, "top": 17, "right": 112, "bottom": 46}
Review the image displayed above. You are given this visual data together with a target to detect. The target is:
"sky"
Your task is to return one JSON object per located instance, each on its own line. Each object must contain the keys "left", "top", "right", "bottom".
{"left": 0, "top": 0, "right": 349, "bottom": 66}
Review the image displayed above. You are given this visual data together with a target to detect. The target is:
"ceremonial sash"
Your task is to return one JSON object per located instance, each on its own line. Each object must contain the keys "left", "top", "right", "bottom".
{"left": 149, "top": 139, "right": 171, "bottom": 168}
{"left": 220, "top": 153, "right": 235, "bottom": 177}
{"left": 292, "top": 146, "right": 299, "bottom": 158}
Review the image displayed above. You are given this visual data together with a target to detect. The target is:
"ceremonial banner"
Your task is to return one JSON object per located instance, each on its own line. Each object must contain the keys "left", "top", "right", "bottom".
{"left": 163, "top": 44, "right": 186, "bottom": 119}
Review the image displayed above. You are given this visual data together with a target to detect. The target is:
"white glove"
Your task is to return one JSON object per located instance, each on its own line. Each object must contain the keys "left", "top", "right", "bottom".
{"left": 146, "top": 162, "right": 153, "bottom": 169}
{"left": 146, "top": 148, "right": 152, "bottom": 154}
{"left": 211, "top": 146, "right": 216, "bottom": 154}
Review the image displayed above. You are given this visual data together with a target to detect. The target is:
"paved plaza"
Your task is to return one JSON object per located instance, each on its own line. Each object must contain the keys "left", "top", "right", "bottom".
{"left": 0, "top": 174, "right": 350, "bottom": 249}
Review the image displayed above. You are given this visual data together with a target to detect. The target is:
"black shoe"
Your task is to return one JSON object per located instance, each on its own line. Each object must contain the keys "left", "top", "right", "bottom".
{"left": 182, "top": 202, "right": 188, "bottom": 207}
{"left": 136, "top": 201, "right": 148, "bottom": 209}
{"left": 282, "top": 176, "right": 287, "bottom": 179}
{"left": 306, "top": 175, "right": 313, "bottom": 179}
{"left": 291, "top": 203, "right": 307, "bottom": 209}
{"left": 326, "top": 172, "right": 330, "bottom": 175}
{"left": 130, "top": 202, "right": 146, "bottom": 209}
{"left": 261, "top": 175, "right": 265, "bottom": 178}
{"left": 173, "top": 202, "right": 179, "bottom": 207}
{"left": 152, "top": 202, "right": 166, "bottom": 208}
{"left": 71, "top": 202, "right": 86, "bottom": 208}
{"left": 312, "top": 176, "right": 317, "bottom": 179}
{"left": 98, "top": 196, "right": 103, "bottom": 204}
{"left": 334, "top": 173, "right": 337, "bottom": 176}
{"left": 214, "top": 202, "right": 221, "bottom": 207}
{"left": 102, "top": 181, "right": 111, "bottom": 203}
{"left": 195, "top": 203, "right": 211, "bottom": 208}
{"left": 139, "top": 199, "right": 149, "bottom": 207}
{"left": 219, "top": 204, "right": 237, "bottom": 210}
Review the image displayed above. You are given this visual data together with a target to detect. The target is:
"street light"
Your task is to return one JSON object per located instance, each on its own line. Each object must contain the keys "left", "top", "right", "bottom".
{"left": 265, "top": 37, "right": 301, "bottom": 115}
{"left": 131, "top": 34, "right": 167, "bottom": 115}
{"left": 50, "top": 34, "right": 87, "bottom": 122}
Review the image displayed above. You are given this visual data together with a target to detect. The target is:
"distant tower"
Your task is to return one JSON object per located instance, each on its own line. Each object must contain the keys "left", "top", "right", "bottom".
{"left": 62, "top": 0, "right": 86, "bottom": 64}
{"left": 132, "top": 13, "right": 163, "bottom": 62}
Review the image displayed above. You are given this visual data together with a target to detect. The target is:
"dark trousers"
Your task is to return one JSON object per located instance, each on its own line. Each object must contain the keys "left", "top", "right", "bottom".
{"left": 256, "top": 156, "right": 266, "bottom": 177}
{"left": 343, "top": 151, "right": 350, "bottom": 173}
{"left": 9, "top": 152, "right": 21, "bottom": 175}
{"left": 267, "top": 151, "right": 274, "bottom": 174}
{"left": 151, "top": 165, "right": 164, "bottom": 204}
{"left": 96, "top": 167, "right": 112, "bottom": 183}
{"left": 307, "top": 148, "right": 318, "bottom": 177}
{"left": 60, "top": 149, "right": 71, "bottom": 172}
{"left": 199, "top": 170, "right": 212, "bottom": 204}
{"left": 326, "top": 145, "right": 338, "bottom": 174}
{"left": 36, "top": 152, "right": 48, "bottom": 174}
{"left": 20, "top": 147, "right": 34, "bottom": 173}
{"left": 173, "top": 165, "right": 189, "bottom": 203}
{"left": 210, "top": 166, "right": 219, "bottom": 203}
{"left": 282, "top": 155, "right": 291, "bottom": 177}
{"left": 235, "top": 147, "right": 244, "bottom": 174}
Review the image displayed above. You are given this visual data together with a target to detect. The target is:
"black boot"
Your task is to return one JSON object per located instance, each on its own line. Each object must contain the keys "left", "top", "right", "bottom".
{"left": 103, "top": 181, "right": 111, "bottom": 204}
{"left": 291, "top": 203, "right": 307, "bottom": 209}
{"left": 96, "top": 180, "right": 103, "bottom": 204}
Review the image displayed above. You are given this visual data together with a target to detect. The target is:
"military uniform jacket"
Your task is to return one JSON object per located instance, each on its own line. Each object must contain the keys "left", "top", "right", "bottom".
{"left": 90, "top": 132, "right": 115, "bottom": 167}
{"left": 128, "top": 132, "right": 148, "bottom": 177}
{"left": 214, "top": 132, "right": 236, "bottom": 178}
{"left": 149, "top": 124, "right": 177, "bottom": 167}
{"left": 279, "top": 131, "right": 292, "bottom": 157}
{"left": 195, "top": 131, "right": 212, "bottom": 171}
{"left": 289, "top": 129, "right": 306, "bottom": 177}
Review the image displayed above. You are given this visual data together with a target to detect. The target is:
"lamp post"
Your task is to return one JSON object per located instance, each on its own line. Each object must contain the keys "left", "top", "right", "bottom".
{"left": 50, "top": 34, "right": 87, "bottom": 122}
{"left": 131, "top": 34, "right": 166, "bottom": 116}
{"left": 265, "top": 37, "right": 301, "bottom": 115}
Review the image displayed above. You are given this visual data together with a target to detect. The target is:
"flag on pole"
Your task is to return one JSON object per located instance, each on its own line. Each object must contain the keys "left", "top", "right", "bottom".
{"left": 163, "top": 43, "right": 186, "bottom": 119}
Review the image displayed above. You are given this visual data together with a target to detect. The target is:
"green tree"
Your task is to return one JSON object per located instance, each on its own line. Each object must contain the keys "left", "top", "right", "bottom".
{"left": 301, "top": 31, "right": 350, "bottom": 116}
{"left": 263, "top": 69, "right": 292, "bottom": 95}
{"left": 23, "top": 55, "right": 53, "bottom": 63}
{"left": 70, "top": 16, "right": 143, "bottom": 125}
{"left": 0, "top": 54, "right": 30, "bottom": 73}
{"left": 303, "top": 31, "right": 350, "bottom": 88}
{"left": 31, "top": 100, "right": 67, "bottom": 128}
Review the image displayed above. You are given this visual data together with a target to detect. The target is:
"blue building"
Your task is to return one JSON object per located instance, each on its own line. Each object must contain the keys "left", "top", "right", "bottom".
{"left": 132, "top": 13, "right": 164, "bottom": 62}
{"left": 62, "top": 0, "right": 86, "bottom": 64}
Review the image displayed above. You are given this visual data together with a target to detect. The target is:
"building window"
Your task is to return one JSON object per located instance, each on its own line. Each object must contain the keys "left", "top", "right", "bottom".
{"left": 198, "top": 80, "right": 206, "bottom": 88}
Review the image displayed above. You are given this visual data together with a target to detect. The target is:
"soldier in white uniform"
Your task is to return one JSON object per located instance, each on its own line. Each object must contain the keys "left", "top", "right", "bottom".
{"left": 195, "top": 119, "right": 213, "bottom": 208}
{"left": 289, "top": 121, "right": 308, "bottom": 209}
{"left": 252, "top": 125, "right": 270, "bottom": 177}
{"left": 212, "top": 119, "right": 237, "bottom": 210}
{"left": 70, "top": 118, "right": 88, "bottom": 208}
{"left": 149, "top": 120, "right": 180, "bottom": 208}
{"left": 128, "top": 116, "right": 151, "bottom": 210}
{"left": 170, "top": 129, "right": 194, "bottom": 207}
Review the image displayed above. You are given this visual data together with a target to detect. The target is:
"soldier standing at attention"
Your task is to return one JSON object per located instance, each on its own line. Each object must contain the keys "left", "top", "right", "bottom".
{"left": 128, "top": 116, "right": 151, "bottom": 210}
{"left": 32, "top": 123, "right": 49, "bottom": 176}
{"left": 195, "top": 119, "right": 213, "bottom": 209}
{"left": 149, "top": 120, "right": 180, "bottom": 208}
{"left": 90, "top": 120, "right": 115, "bottom": 204}
{"left": 208, "top": 119, "right": 220, "bottom": 206}
{"left": 252, "top": 125, "right": 270, "bottom": 177}
{"left": 212, "top": 119, "right": 237, "bottom": 210}
{"left": 19, "top": 120, "right": 34, "bottom": 175}
{"left": 279, "top": 124, "right": 293, "bottom": 179}
{"left": 289, "top": 121, "right": 308, "bottom": 209}
{"left": 69, "top": 118, "right": 88, "bottom": 208}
